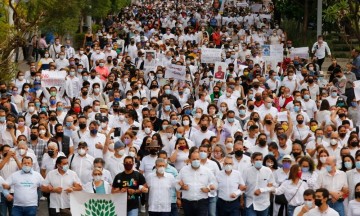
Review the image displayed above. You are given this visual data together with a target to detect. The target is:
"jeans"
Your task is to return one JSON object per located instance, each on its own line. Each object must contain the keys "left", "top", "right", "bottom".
{"left": 149, "top": 212, "right": 171, "bottom": 216}
{"left": 217, "top": 198, "right": 240, "bottom": 216}
{"left": 328, "top": 200, "right": 345, "bottom": 216}
{"left": 1, "top": 193, "right": 13, "bottom": 216}
{"left": 208, "top": 196, "right": 217, "bottom": 216}
{"left": 246, "top": 204, "right": 269, "bottom": 216}
{"left": 11, "top": 206, "right": 37, "bottom": 216}
{"left": 127, "top": 208, "right": 138, "bottom": 216}
{"left": 182, "top": 198, "right": 209, "bottom": 216}
{"left": 170, "top": 203, "right": 178, "bottom": 216}
{"left": 288, "top": 205, "right": 297, "bottom": 216}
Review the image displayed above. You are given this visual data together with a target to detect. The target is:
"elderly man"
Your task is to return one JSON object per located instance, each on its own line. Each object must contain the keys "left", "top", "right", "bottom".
{"left": 16, "top": 141, "right": 40, "bottom": 172}
{"left": 316, "top": 156, "right": 347, "bottom": 216}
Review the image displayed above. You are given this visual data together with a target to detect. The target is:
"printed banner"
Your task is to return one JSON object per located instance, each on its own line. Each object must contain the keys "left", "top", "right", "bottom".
{"left": 201, "top": 48, "right": 222, "bottom": 63}
{"left": 41, "top": 70, "right": 67, "bottom": 89}
{"left": 70, "top": 191, "right": 127, "bottom": 216}
{"left": 165, "top": 64, "right": 187, "bottom": 80}
{"left": 214, "top": 62, "right": 228, "bottom": 82}
{"left": 290, "top": 47, "right": 310, "bottom": 60}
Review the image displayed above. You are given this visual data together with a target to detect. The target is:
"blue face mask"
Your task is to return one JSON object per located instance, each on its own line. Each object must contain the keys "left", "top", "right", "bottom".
{"left": 356, "top": 161, "right": 360, "bottom": 169}
{"left": 41, "top": 108, "right": 47, "bottom": 112}
{"left": 227, "top": 118, "right": 234, "bottom": 123}
{"left": 345, "top": 162, "right": 353, "bottom": 169}
{"left": 22, "top": 166, "right": 32, "bottom": 173}
{"left": 35, "top": 102, "right": 41, "bottom": 107}
{"left": 304, "top": 95, "right": 310, "bottom": 100}
{"left": 90, "top": 129, "right": 98, "bottom": 135}
{"left": 294, "top": 106, "right": 300, "bottom": 112}
{"left": 175, "top": 133, "right": 182, "bottom": 139}
{"left": 351, "top": 102, "right": 357, "bottom": 107}
{"left": 331, "top": 92, "right": 337, "bottom": 97}
{"left": 326, "top": 165, "right": 332, "bottom": 173}
{"left": 50, "top": 99, "right": 56, "bottom": 105}
{"left": 239, "top": 110, "right": 246, "bottom": 115}
{"left": 248, "top": 94, "right": 254, "bottom": 99}
{"left": 66, "top": 122, "right": 72, "bottom": 127}
{"left": 199, "top": 152, "right": 208, "bottom": 159}
{"left": 164, "top": 105, "right": 171, "bottom": 111}
{"left": 62, "top": 165, "right": 69, "bottom": 172}
{"left": 114, "top": 98, "right": 120, "bottom": 102}
{"left": 184, "top": 109, "right": 191, "bottom": 115}
{"left": 171, "top": 120, "right": 178, "bottom": 125}
{"left": 301, "top": 167, "right": 309, "bottom": 172}
{"left": 254, "top": 161, "right": 262, "bottom": 169}
{"left": 57, "top": 107, "right": 63, "bottom": 111}
{"left": 191, "top": 160, "right": 200, "bottom": 168}
{"left": 0, "top": 116, "right": 5, "bottom": 123}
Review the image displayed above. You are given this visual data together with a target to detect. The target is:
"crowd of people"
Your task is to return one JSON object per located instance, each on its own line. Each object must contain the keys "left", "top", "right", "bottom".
{"left": 0, "top": 0, "right": 360, "bottom": 215}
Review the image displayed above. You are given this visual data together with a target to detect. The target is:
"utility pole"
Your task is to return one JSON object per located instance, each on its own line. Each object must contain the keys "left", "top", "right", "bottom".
{"left": 317, "top": 0, "right": 322, "bottom": 36}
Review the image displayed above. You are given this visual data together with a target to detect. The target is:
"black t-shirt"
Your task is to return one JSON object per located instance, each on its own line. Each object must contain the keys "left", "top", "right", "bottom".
{"left": 112, "top": 171, "right": 146, "bottom": 211}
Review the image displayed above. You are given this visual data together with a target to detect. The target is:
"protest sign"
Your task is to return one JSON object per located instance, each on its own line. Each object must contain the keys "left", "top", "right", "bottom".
{"left": 165, "top": 64, "right": 186, "bottom": 80}
{"left": 290, "top": 47, "right": 309, "bottom": 60}
{"left": 70, "top": 191, "right": 126, "bottom": 216}
{"left": 354, "top": 81, "right": 360, "bottom": 101}
{"left": 41, "top": 70, "right": 67, "bottom": 89}
{"left": 214, "top": 62, "right": 228, "bottom": 82}
{"left": 201, "top": 48, "right": 222, "bottom": 63}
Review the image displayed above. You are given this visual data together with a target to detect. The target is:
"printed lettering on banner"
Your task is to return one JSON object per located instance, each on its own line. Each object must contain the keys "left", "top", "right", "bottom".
{"left": 165, "top": 64, "right": 187, "bottom": 80}
{"left": 201, "top": 48, "right": 222, "bottom": 63}
{"left": 290, "top": 47, "right": 309, "bottom": 60}
{"left": 41, "top": 70, "right": 67, "bottom": 89}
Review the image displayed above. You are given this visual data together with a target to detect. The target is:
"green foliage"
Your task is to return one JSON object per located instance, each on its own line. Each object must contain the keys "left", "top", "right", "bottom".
{"left": 82, "top": 199, "right": 117, "bottom": 216}
{"left": 323, "top": 0, "right": 349, "bottom": 23}
{"left": 73, "top": 33, "right": 85, "bottom": 50}
{"left": 112, "top": 0, "right": 132, "bottom": 11}
{"left": 89, "top": 0, "right": 112, "bottom": 19}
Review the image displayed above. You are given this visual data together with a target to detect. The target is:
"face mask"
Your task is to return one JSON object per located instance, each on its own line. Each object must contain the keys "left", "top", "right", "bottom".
{"left": 183, "top": 120, "right": 190, "bottom": 126}
{"left": 297, "top": 120, "right": 304, "bottom": 125}
{"left": 199, "top": 152, "right": 208, "bottom": 159}
{"left": 48, "top": 150, "right": 55, "bottom": 157}
{"left": 128, "top": 151, "right": 136, "bottom": 157}
{"left": 302, "top": 167, "right": 309, "bottom": 172}
{"left": 90, "top": 129, "right": 98, "bottom": 135}
{"left": 227, "top": 118, "right": 234, "bottom": 123}
{"left": 331, "top": 92, "right": 337, "bottom": 97}
{"left": 157, "top": 167, "right": 165, "bottom": 174}
{"left": 305, "top": 201, "right": 313, "bottom": 209}
{"left": 351, "top": 141, "right": 359, "bottom": 147}
{"left": 28, "top": 107, "right": 35, "bottom": 113}
{"left": 224, "top": 164, "right": 232, "bottom": 172}
{"left": 330, "top": 139, "right": 337, "bottom": 145}
{"left": 314, "top": 199, "right": 322, "bottom": 207}
{"left": 310, "top": 125, "right": 318, "bottom": 132}
{"left": 165, "top": 89, "right": 172, "bottom": 94}
{"left": 200, "top": 126, "right": 207, "bottom": 132}
{"left": 78, "top": 148, "right": 86, "bottom": 155}
{"left": 144, "top": 127, "right": 151, "bottom": 134}
{"left": 150, "top": 149, "right": 158, "bottom": 155}
{"left": 108, "top": 143, "right": 114, "bottom": 150}
{"left": 164, "top": 105, "right": 171, "bottom": 111}
{"left": 297, "top": 171, "right": 302, "bottom": 178}
{"left": 282, "top": 162, "right": 291, "bottom": 169}
{"left": 254, "top": 161, "right": 262, "bottom": 169}
{"left": 124, "top": 163, "right": 133, "bottom": 171}
{"left": 226, "top": 143, "right": 234, "bottom": 149}
{"left": 30, "top": 134, "right": 38, "bottom": 141}
{"left": 345, "top": 162, "right": 352, "bottom": 169}
{"left": 266, "top": 162, "right": 274, "bottom": 167}
{"left": 118, "top": 149, "right": 125, "bottom": 156}
{"left": 258, "top": 140, "right": 266, "bottom": 146}
{"left": 94, "top": 175, "right": 102, "bottom": 181}
{"left": 19, "top": 149, "right": 26, "bottom": 156}
{"left": 294, "top": 106, "right": 300, "bottom": 113}
{"left": 326, "top": 165, "right": 332, "bottom": 172}
{"left": 191, "top": 160, "right": 200, "bottom": 168}
{"left": 22, "top": 166, "right": 32, "bottom": 173}
{"left": 62, "top": 164, "right": 69, "bottom": 172}
{"left": 56, "top": 132, "right": 64, "bottom": 137}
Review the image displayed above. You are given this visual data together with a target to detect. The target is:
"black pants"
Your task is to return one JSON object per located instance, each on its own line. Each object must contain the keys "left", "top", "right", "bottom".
{"left": 182, "top": 198, "right": 209, "bottom": 216}
{"left": 49, "top": 208, "right": 71, "bottom": 216}
{"left": 317, "top": 57, "right": 325, "bottom": 70}
{"left": 217, "top": 198, "right": 240, "bottom": 216}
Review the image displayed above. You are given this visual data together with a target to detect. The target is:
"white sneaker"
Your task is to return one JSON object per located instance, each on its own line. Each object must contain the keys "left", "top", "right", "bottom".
{"left": 40, "top": 196, "right": 47, "bottom": 201}
{"left": 140, "top": 205, "right": 146, "bottom": 213}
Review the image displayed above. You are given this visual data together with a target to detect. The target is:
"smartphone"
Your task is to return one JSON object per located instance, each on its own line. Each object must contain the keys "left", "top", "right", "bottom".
{"left": 114, "top": 128, "right": 121, "bottom": 137}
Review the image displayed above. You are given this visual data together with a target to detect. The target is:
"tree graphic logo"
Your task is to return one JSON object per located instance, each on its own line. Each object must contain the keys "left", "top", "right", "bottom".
{"left": 82, "top": 199, "right": 117, "bottom": 216}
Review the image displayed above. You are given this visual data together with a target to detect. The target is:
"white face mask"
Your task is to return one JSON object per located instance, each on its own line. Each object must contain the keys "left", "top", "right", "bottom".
{"left": 330, "top": 139, "right": 338, "bottom": 145}
{"left": 183, "top": 120, "right": 190, "bottom": 126}
{"left": 108, "top": 143, "right": 115, "bottom": 150}
{"left": 19, "top": 149, "right": 26, "bottom": 156}
{"left": 39, "top": 130, "right": 46, "bottom": 135}
{"left": 101, "top": 123, "right": 107, "bottom": 129}
{"left": 118, "top": 149, "right": 125, "bottom": 156}
{"left": 78, "top": 148, "right": 86, "bottom": 155}
{"left": 226, "top": 143, "right": 234, "bottom": 149}
{"left": 224, "top": 164, "right": 232, "bottom": 172}
{"left": 319, "top": 156, "right": 327, "bottom": 163}
{"left": 128, "top": 151, "right": 136, "bottom": 157}
{"left": 93, "top": 175, "right": 102, "bottom": 181}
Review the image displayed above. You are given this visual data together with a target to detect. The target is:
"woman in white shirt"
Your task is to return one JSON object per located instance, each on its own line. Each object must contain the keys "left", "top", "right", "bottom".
{"left": 12, "top": 72, "right": 28, "bottom": 95}
{"left": 348, "top": 183, "right": 360, "bottom": 216}
{"left": 169, "top": 138, "right": 190, "bottom": 171}
{"left": 83, "top": 169, "right": 111, "bottom": 194}
{"left": 16, "top": 116, "right": 30, "bottom": 140}
{"left": 316, "top": 100, "right": 332, "bottom": 126}
{"left": 273, "top": 164, "right": 309, "bottom": 216}
{"left": 11, "top": 86, "right": 24, "bottom": 113}
{"left": 292, "top": 114, "right": 313, "bottom": 144}
{"left": 299, "top": 156, "right": 318, "bottom": 189}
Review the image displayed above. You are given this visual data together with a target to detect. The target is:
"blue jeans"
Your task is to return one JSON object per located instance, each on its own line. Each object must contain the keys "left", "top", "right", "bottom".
{"left": 1, "top": 193, "right": 13, "bottom": 216}
{"left": 246, "top": 204, "right": 269, "bottom": 216}
{"left": 208, "top": 196, "right": 217, "bottom": 216}
{"left": 217, "top": 198, "right": 240, "bottom": 216}
{"left": 11, "top": 206, "right": 37, "bottom": 216}
{"left": 127, "top": 208, "right": 138, "bottom": 216}
{"left": 288, "top": 205, "right": 297, "bottom": 216}
{"left": 182, "top": 198, "right": 209, "bottom": 216}
{"left": 170, "top": 203, "right": 178, "bottom": 216}
{"left": 328, "top": 200, "right": 345, "bottom": 216}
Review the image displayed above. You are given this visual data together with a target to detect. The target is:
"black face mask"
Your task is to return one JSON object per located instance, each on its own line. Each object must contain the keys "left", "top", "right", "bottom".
{"left": 107, "top": 60, "right": 112, "bottom": 63}
{"left": 292, "top": 152, "right": 301, "bottom": 158}
{"left": 253, "top": 117, "right": 259, "bottom": 122}
{"left": 234, "top": 150, "right": 243, "bottom": 157}
{"left": 314, "top": 199, "right": 322, "bottom": 207}
{"left": 79, "top": 123, "right": 87, "bottom": 129}
{"left": 126, "top": 60, "right": 131, "bottom": 64}
{"left": 56, "top": 132, "right": 64, "bottom": 137}
{"left": 48, "top": 150, "right": 55, "bottom": 157}
{"left": 265, "top": 120, "right": 272, "bottom": 125}
{"left": 351, "top": 141, "right": 359, "bottom": 147}
{"left": 6, "top": 124, "right": 14, "bottom": 130}
{"left": 91, "top": 75, "right": 96, "bottom": 79}
{"left": 308, "top": 79, "right": 314, "bottom": 83}
{"left": 339, "top": 133, "right": 346, "bottom": 138}
{"left": 297, "top": 120, "right": 304, "bottom": 125}
{"left": 355, "top": 192, "right": 360, "bottom": 199}
{"left": 50, "top": 116, "right": 57, "bottom": 121}
{"left": 133, "top": 103, "right": 139, "bottom": 107}
{"left": 30, "top": 134, "right": 38, "bottom": 141}
{"left": 255, "top": 96, "right": 262, "bottom": 101}
{"left": 201, "top": 126, "right": 207, "bottom": 132}
{"left": 0, "top": 89, "right": 6, "bottom": 94}
{"left": 258, "top": 140, "right": 266, "bottom": 146}
{"left": 149, "top": 149, "right": 158, "bottom": 155}
{"left": 339, "top": 113, "right": 346, "bottom": 118}
{"left": 82, "top": 92, "right": 88, "bottom": 96}
{"left": 150, "top": 116, "right": 156, "bottom": 121}
{"left": 151, "top": 102, "right": 157, "bottom": 108}
{"left": 249, "top": 105, "right": 254, "bottom": 110}
{"left": 3, "top": 153, "right": 7, "bottom": 158}
{"left": 253, "top": 84, "right": 259, "bottom": 88}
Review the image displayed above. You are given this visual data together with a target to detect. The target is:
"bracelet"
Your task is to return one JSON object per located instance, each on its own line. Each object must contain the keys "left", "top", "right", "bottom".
{"left": 177, "top": 198, "right": 181, "bottom": 200}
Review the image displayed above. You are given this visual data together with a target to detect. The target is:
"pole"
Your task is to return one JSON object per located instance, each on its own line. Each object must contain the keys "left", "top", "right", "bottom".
{"left": 316, "top": 0, "right": 322, "bottom": 36}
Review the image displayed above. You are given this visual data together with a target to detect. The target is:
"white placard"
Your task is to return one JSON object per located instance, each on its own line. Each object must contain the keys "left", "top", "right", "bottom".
{"left": 165, "top": 64, "right": 186, "bottom": 80}
{"left": 41, "top": 70, "right": 67, "bottom": 89}
{"left": 290, "top": 47, "right": 309, "bottom": 60}
{"left": 201, "top": 48, "right": 222, "bottom": 63}
{"left": 354, "top": 81, "right": 360, "bottom": 101}
{"left": 214, "top": 62, "right": 228, "bottom": 82}
{"left": 277, "top": 111, "right": 288, "bottom": 122}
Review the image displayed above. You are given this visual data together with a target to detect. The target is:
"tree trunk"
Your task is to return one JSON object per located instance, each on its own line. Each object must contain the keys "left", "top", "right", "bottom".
{"left": 303, "top": 0, "right": 309, "bottom": 43}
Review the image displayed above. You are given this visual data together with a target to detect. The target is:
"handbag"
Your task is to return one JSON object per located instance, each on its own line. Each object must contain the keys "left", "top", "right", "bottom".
{"left": 275, "top": 180, "right": 303, "bottom": 205}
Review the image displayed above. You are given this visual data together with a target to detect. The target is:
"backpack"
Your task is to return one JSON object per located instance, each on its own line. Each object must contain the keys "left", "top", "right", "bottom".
{"left": 210, "top": 17, "right": 217, "bottom": 27}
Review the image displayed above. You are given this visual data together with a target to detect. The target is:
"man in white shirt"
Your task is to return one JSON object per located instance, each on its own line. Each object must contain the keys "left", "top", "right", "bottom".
{"left": 259, "top": 97, "right": 278, "bottom": 120}
{"left": 55, "top": 52, "right": 69, "bottom": 69}
{"left": 217, "top": 87, "right": 237, "bottom": 111}
{"left": 242, "top": 152, "right": 275, "bottom": 215}
{"left": 307, "top": 188, "right": 339, "bottom": 216}
{"left": 190, "top": 119, "right": 215, "bottom": 147}
{"left": 90, "top": 47, "right": 106, "bottom": 68}
{"left": 249, "top": 133, "right": 269, "bottom": 156}
{"left": 49, "top": 38, "right": 62, "bottom": 59}
{"left": 293, "top": 189, "right": 316, "bottom": 216}
{"left": 74, "top": 48, "right": 90, "bottom": 71}
{"left": 316, "top": 156, "right": 347, "bottom": 216}
{"left": 4, "top": 156, "right": 44, "bottom": 216}
{"left": 80, "top": 121, "right": 106, "bottom": 158}
{"left": 311, "top": 35, "right": 331, "bottom": 69}
{"left": 216, "top": 155, "right": 246, "bottom": 216}
{"left": 41, "top": 156, "right": 82, "bottom": 215}
{"left": 68, "top": 142, "right": 94, "bottom": 185}
{"left": 139, "top": 141, "right": 160, "bottom": 178}
{"left": 301, "top": 89, "right": 318, "bottom": 119}
{"left": 146, "top": 158, "right": 175, "bottom": 215}
{"left": 176, "top": 151, "right": 217, "bottom": 216}
{"left": 104, "top": 140, "right": 126, "bottom": 179}
{"left": 232, "top": 141, "right": 252, "bottom": 176}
